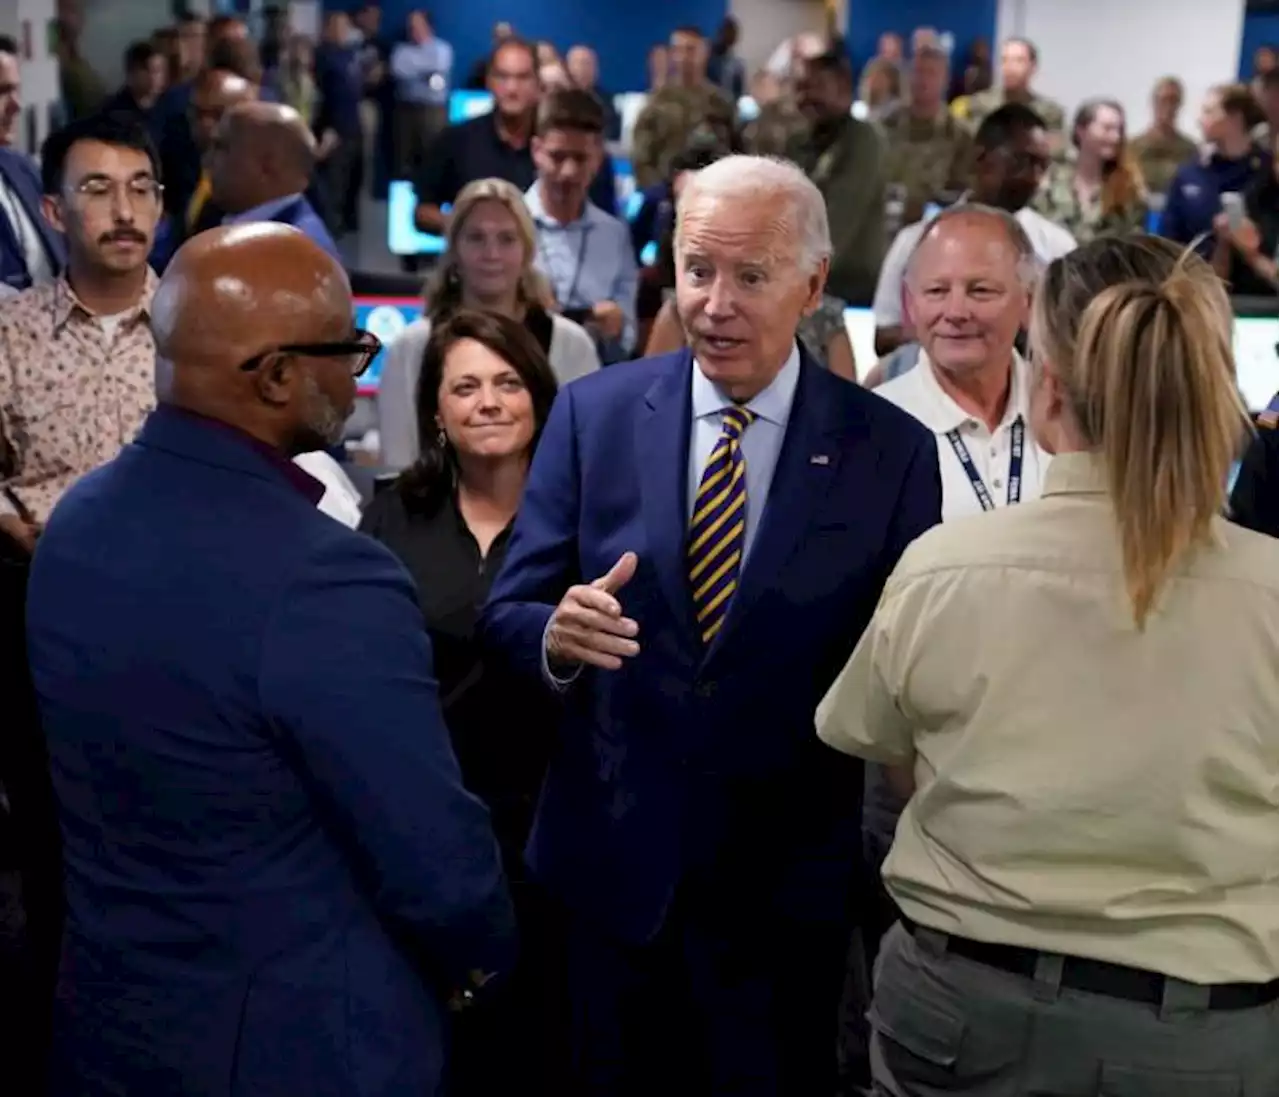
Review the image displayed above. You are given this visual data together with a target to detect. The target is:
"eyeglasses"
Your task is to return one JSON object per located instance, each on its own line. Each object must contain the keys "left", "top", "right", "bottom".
{"left": 238, "top": 328, "right": 383, "bottom": 377}
{"left": 70, "top": 178, "right": 163, "bottom": 208}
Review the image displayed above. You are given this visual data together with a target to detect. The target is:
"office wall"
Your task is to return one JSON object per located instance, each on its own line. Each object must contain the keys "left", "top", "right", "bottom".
{"left": 730, "top": 0, "right": 828, "bottom": 74}
{"left": 843, "top": 0, "right": 998, "bottom": 72}
{"left": 79, "top": 0, "right": 173, "bottom": 87}
{"left": 1, "top": 0, "right": 61, "bottom": 155}
{"left": 375, "top": 0, "right": 729, "bottom": 93}
{"left": 996, "top": 0, "right": 1244, "bottom": 137}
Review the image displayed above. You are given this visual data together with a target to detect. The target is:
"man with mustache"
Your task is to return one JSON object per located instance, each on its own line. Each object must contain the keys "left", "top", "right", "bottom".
{"left": 0, "top": 111, "right": 163, "bottom": 554}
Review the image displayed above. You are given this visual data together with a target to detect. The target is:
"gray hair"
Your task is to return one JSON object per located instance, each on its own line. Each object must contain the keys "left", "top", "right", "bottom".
{"left": 676, "top": 155, "right": 833, "bottom": 273}
{"left": 906, "top": 202, "right": 1041, "bottom": 288}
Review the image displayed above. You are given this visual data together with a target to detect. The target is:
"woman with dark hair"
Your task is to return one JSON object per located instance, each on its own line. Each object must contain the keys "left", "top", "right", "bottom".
{"left": 360, "top": 309, "right": 563, "bottom": 1094}
{"left": 1033, "top": 98, "right": 1148, "bottom": 242}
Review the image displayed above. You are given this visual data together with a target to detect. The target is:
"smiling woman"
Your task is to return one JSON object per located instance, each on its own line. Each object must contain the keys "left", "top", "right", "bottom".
{"left": 358, "top": 308, "right": 565, "bottom": 1094}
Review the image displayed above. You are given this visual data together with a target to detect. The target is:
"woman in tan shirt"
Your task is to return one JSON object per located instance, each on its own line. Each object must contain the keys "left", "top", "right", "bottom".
{"left": 819, "top": 235, "right": 1277, "bottom": 1096}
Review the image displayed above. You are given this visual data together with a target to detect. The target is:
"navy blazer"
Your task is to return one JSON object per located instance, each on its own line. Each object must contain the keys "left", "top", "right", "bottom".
{"left": 481, "top": 348, "right": 941, "bottom": 943}
{"left": 28, "top": 407, "right": 514, "bottom": 1097}
{"left": 0, "top": 147, "right": 66, "bottom": 290}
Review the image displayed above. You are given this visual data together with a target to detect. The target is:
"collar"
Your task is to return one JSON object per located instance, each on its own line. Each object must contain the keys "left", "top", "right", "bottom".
{"left": 524, "top": 182, "right": 604, "bottom": 230}
{"left": 157, "top": 404, "right": 326, "bottom": 505}
{"left": 1041, "top": 451, "right": 1106, "bottom": 497}
{"left": 909, "top": 348, "right": 1032, "bottom": 434}
{"left": 690, "top": 341, "right": 801, "bottom": 428}
{"left": 222, "top": 193, "right": 303, "bottom": 226}
{"left": 52, "top": 267, "right": 157, "bottom": 331}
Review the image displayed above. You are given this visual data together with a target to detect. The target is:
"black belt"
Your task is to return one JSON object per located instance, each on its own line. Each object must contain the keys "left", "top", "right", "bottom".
{"left": 900, "top": 916, "right": 1277, "bottom": 1012}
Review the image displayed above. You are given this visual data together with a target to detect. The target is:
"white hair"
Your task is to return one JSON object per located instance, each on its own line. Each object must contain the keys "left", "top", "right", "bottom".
{"left": 677, "top": 155, "right": 832, "bottom": 273}
{"left": 906, "top": 202, "right": 1042, "bottom": 288}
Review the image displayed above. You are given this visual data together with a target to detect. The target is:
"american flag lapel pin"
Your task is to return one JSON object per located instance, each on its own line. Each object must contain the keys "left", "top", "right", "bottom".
{"left": 810, "top": 454, "right": 830, "bottom": 466}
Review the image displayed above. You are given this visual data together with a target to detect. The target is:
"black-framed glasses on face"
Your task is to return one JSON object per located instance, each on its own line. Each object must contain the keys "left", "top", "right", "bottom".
{"left": 238, "top": 328, "right": 383, "bottom": 378}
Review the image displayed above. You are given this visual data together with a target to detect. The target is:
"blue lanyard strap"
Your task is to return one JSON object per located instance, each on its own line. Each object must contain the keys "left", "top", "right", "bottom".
{"left": 943, "top": 416, "right": 1024, "bottom": 511}
{"left": 537, "top": 221, "right": 593, "bottom": 308}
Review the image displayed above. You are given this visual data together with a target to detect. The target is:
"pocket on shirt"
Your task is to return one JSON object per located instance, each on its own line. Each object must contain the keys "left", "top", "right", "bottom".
{"left": 11, "top": 394, "right": 83, "bottom": 474}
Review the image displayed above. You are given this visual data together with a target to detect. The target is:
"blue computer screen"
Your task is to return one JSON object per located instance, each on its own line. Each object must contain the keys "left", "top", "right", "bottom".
{"left": 354, "top": 296, "right": 424, "bottom": 395}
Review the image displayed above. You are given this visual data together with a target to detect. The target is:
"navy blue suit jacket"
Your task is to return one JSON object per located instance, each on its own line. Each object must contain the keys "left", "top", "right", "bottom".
{"left": 28, "top": 407, "right": 514, "bottom": 1097}
{"left": 481, "top": 349, "right": 941, "bottom": 943}
{"left": 0, "top": 147, "right": 66, "bottom": 290}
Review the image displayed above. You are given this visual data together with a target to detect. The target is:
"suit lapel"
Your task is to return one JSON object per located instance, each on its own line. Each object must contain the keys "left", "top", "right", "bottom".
{"left": 705, "top": 358, "right": 852, "bottom": 661}
{"left": 638, "top": 351, "right": 698, "bottom": 639}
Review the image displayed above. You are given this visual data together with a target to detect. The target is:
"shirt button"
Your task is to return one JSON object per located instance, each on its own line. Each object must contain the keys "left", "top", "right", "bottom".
{"left": 992, "top": 478, "right": 1003, "bottom": 489}
{"left": 989, "top": 446, "right": 999, "bottom": 457}
{"left": 966, "top": 420, "right": 980, "bottom": 431}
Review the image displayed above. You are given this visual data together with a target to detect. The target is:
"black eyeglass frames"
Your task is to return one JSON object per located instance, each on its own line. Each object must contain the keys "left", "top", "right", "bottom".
{"left": 238, "top": 328, "right": 383, "bottom": 378}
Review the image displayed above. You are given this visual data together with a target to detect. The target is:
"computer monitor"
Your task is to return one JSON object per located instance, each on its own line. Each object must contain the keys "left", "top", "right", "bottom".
{"left": 354, "top": 295, "right": 424, "bottom": 396}
{"left": 449, "top": 90, "right": 493, "bottom": 124}
{"left": 387, "top": 180, "right": 448, "bottom": 256}
{"left": 842, "top": 308, "right": 877, "bottom": 383}
{"left": 1233, "top": 312, "right": 1279, "bottom": 412}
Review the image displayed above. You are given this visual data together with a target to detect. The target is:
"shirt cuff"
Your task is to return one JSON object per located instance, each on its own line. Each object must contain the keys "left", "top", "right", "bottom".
{"left": 540, "top": 616, "right": 582, "bottom": 691}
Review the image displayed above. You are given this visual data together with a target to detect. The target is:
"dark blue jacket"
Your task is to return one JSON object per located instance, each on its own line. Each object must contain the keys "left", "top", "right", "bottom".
{"left": 1161, "top": 146, "right": 1272, "bottom": 256}
{"left": 481, "top": 348, "right": 941, "bottom": 944}
{"left": 29, "top": 406, "right": 514, "bottom": 1097}
{"left": 0, "top": 147, "right": 66, "bottom": 290}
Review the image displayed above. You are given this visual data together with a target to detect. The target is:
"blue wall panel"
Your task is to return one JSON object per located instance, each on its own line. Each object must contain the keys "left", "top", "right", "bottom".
{"left": 367, "top": 0, "right": 728, "bottom": 93}
{"left": 1238, "top": 8, "right": 1278, "bottom": 80}
{"left": 843, "top": 0, "right": 999, "bottom": 73}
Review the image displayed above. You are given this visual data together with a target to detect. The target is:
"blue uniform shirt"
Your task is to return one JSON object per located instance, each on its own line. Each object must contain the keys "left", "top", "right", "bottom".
{"left": 1160, "top": 147, "right": 1272, "bottom": 256}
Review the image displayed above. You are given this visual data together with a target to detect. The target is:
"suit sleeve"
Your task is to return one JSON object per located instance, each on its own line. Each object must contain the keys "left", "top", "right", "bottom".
{"left": 1229, "top": 426, "right": 1279, "bottom": 538}
{"left": 259, "top": 533, "right": 515, "bottom": 986}
{"left": 884, "top": 429, "right": 942, "bottom": 570}
{"left": 479, "top": 384, "right": 584, "bottom": 682}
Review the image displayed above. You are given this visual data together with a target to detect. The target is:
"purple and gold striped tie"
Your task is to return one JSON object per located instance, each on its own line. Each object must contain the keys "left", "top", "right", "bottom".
{"left": 688, "top": 405, "right": 756, "bottom": 645}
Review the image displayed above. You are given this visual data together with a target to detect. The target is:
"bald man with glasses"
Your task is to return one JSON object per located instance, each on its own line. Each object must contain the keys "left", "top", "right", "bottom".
{"left": 27, "top": 223, "right": 514, "bottom": 1097}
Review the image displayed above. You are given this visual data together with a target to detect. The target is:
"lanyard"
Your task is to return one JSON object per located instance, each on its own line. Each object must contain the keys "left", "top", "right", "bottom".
{"left": 537, "top": 221, "right": 592, "bottom": 308}
{"left": 943, "top": 416, "right": 1024, "bottom": 512}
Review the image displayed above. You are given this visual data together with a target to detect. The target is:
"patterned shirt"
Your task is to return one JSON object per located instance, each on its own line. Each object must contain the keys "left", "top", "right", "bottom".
{"left": 1031, "top": 157, "right": 1148, "bottom": 243}
{"left": 877, "top": 105, "right": 974, "bottom": 224}
{"left": 1130, "top": 128, "right": 1199, "bottom": 199}
{"left": 0, "top": 271, "right": 158, "bottom": 524}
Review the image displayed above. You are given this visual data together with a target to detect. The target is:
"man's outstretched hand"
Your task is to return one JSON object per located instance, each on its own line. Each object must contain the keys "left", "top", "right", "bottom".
{"left": 546, "top": 552, "right": 641, "bottom": 671}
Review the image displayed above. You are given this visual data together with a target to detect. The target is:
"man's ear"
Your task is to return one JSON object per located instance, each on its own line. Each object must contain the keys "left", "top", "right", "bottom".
{"left": 253, "top": 352, "right": 295, "bottom": 409}
{"left": 41, "top": 194, "right": 65, "bottom": 234}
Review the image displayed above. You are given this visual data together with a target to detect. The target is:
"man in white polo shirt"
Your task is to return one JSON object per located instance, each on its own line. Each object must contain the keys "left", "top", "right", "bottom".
{"left": 874, "top": 202, "right": 1049, "bottom": 520}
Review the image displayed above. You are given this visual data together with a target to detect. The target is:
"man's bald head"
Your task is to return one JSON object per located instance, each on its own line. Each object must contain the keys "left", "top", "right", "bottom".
{"left": 189, "top": 68, "right": 257, "bottom": 152}
{"left": 154, "top": 224, "right": 357, "bottom": 454}
{"left": 209, "top": 101, "right": 316, "bottom": 213}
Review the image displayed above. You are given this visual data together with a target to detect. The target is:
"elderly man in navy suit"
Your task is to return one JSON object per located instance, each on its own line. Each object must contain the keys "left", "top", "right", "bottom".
{"left": 482, "top": 155, "right": 942, "bottom": 1096}
{"left": 27, "top": 224, "right": 514, "bottom": 1097}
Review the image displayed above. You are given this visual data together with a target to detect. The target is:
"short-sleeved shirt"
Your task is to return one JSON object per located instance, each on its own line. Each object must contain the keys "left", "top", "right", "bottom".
{"left": 818, "top": 451, "right": 1279, "bottom": 985}
{"left": 874, "top": 349, "right": 1047, "bottom": 520}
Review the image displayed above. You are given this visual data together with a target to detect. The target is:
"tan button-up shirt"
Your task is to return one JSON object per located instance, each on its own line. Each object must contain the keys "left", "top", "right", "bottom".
{"left": 818, "top": 452, "right": 1279, "bottom": 984}
{"left": 0, "top": 271, "right": 157, "bottom": 524}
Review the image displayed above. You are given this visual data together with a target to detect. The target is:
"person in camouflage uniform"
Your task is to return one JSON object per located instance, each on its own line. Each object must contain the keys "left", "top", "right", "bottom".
{"left": 961, "top": 37, "right": 1065, "bottom": 147}
{"left": 878, "top": 44, "right": 973, "bottom": 223}
{"left": 1130, "top": 77, "right": 1199, "bottom": 197}
{"left": 742, "top": 91, "right": 807, "bottom": 158}
{"left": 1032, "top": 98, "right": 1148, "bottom": 242}
{"left": 631, "top": 26, "right": 737, "bottom": 189}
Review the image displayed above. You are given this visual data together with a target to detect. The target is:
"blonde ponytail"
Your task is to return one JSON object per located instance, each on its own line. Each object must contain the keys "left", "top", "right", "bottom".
{"left": 1036, "top": 238, "right": 1248, "bottom": 627}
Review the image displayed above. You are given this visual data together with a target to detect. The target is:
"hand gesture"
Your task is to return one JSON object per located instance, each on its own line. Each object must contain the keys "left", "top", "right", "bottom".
{"left": 546, "top": 552, "right": 640, "bottom": 671}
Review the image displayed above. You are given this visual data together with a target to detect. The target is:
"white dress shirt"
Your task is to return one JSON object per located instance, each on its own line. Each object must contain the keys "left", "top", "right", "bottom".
{"left": 687, "top": 342, "right": 800, "bottom": 558}
{"left": 0, "top": 173, "right": 54, "bottom": 287}
{"left": 875, "top": 350, "right": 1047, "bottom": 520}
{"left": 292, "top": 450, "right": 363, "bottom": 528}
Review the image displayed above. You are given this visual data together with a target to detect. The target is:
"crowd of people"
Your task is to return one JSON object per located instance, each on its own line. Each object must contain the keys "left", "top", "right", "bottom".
{"left": 0, "top": 4, "right": 1276, "bottom": 1097}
